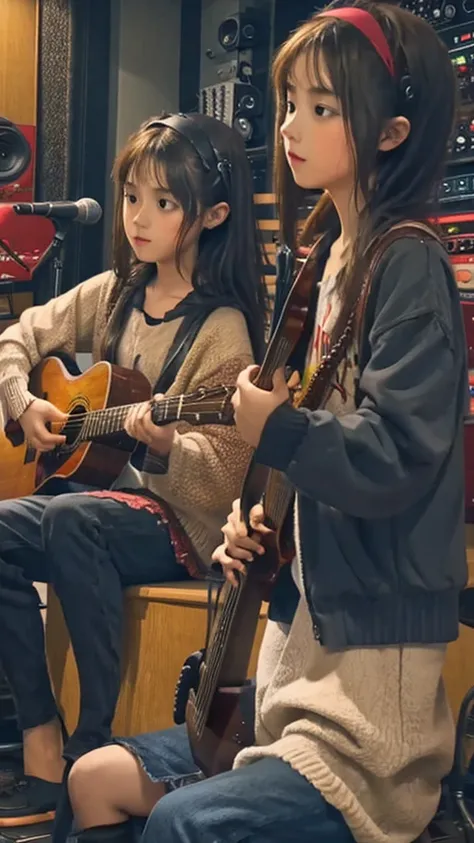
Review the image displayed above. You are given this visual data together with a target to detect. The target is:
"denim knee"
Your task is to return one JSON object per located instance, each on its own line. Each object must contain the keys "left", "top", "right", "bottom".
{"left": 40, "top": 494, "right": 91, "bottom": 555}
{"left": 142, "top": 788, "right": 203, "bottom": 843}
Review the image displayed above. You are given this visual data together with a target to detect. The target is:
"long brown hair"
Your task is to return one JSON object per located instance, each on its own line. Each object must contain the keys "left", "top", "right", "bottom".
{"left": 273, "top": 0, "right": 456, "bottom": 340}
{"left": 102, "top": 113, "right": 267, "bottom": 362}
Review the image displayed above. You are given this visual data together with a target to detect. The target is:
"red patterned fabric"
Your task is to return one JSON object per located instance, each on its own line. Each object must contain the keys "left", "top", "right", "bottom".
{"left": 82, "top": 489, "right": 205, "bottom": 580}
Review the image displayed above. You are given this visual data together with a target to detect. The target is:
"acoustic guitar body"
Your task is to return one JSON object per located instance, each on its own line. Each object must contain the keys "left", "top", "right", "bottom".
{"left": 0, "top": 356, "right": 151, "bottom": 501}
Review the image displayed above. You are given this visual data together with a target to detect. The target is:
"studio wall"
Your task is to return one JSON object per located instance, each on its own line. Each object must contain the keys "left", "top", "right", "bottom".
{"left": 0, "top": 0, "right": 39, "bottom": 326}
{"left": 0, "top": 0, "right": 39, "bottom": 128}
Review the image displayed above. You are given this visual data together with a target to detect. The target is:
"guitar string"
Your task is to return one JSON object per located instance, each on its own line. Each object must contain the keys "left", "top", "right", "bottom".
{"left": 196, "top": 579, "right": 241, "bottom": 711}
{"left": 45, "top": 395, "right": 233, "bottom": 437}
{"left": 194, "top": 579, "right": 243, "bottom": 734}
{"left": 46, "top": 390, "right": 233, "bottom": 427}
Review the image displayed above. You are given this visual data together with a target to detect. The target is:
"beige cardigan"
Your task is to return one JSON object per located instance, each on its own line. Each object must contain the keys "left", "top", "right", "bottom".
{"left": 0, "top": 270, "right": 254, "bottom": 565}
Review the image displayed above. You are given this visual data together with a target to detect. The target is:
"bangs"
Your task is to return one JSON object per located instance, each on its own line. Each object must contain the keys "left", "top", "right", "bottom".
{"left": 126, "top": 157, "right": 169, "bottom": 191}
{"left": 273, "top": 18, "right": 338, "bottom": 98}
{"left": 114, "top": 126, "right": 182, "bottom": 193}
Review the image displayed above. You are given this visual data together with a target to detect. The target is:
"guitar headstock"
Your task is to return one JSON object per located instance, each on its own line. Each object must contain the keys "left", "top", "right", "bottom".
{"left": 255, "top": 239, "right": 321, "bottom": 392}
{"left": 151, "top": 385, "right": 235, "bottom": 427}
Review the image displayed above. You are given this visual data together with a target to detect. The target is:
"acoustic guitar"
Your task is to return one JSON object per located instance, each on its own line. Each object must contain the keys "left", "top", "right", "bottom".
{"left": 0, "top": 355, "right": 234, "bottom": 501}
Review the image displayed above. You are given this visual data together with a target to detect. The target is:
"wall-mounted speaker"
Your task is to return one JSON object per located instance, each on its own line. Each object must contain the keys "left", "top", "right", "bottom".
{"left": 218, "top": 11, "right": 260, "bottom": 52}
{"left": 199, "top": 80, "right": 264, "bottom": 144}
{"left": 0, "top": 119, "right": 36, "bottom": 203}
{"left": 0, "top": 119, "right": 31, "bottom": 186}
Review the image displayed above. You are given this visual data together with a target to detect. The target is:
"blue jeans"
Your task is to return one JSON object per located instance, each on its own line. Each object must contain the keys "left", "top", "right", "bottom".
{"left": 0, "top": 492, "right": 188, "bottom": 760}
{"left": 116, "top": 726, "right": 354, "bottom": 843}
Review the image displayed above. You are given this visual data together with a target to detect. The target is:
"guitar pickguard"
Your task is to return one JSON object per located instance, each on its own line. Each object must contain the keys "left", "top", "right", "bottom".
{"left": 35, "top": 401, "right": 89, "bottom": 488}
{"left": 24, "top": 445, "right": 36, "bottom": 465}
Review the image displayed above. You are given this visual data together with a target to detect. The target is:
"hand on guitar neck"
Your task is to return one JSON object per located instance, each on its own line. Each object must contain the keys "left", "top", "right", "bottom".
{"left": 212, "top": 498, "right": 274, "bottom": 588}
{"left": 231, "top": 366, "right": 289, "bottom": 449}
{"left": 124, "top": 393, "right": 176, "bottom": 456}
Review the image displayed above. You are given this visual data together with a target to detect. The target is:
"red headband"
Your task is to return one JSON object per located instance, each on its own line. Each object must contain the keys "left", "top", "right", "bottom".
{"left": 319, "top": 7, "right": 395, "bottom": 77}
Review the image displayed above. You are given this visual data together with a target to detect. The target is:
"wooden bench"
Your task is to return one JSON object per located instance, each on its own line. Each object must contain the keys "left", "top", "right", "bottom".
{"left": 46, "top": 581, "right": 267, "bottom": 737}
{"left": 443, "top": 526, "right": 474, "bottom": 715}
{"left": 46, "top": 526, "right": 474, "bottom": 737}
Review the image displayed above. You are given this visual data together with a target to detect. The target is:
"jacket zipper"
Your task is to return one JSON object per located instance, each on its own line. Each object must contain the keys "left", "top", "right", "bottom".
{"left": 294, "top": 494, "right": 321, "bottom": 642}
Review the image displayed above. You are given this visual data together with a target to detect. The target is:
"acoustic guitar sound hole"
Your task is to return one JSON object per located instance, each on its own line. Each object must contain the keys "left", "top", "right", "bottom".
{"left": 38, "top": 404, "right": 87, "bottom": 480}
{"left": 61, "top": 404, "right": 87, "bottom": 448}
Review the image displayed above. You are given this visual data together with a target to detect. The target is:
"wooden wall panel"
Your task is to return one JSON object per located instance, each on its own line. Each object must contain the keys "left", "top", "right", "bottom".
{"left": 0, "top": 0, "right": 38, "bottom": 335}
{"left": 0, "top": 0, "right": 39, "bottom": 125}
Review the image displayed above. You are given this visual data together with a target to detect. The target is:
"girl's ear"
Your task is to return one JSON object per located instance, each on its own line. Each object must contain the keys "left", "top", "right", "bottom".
{"left": 378, "top": 116, "right": 411, "bottom": 152}
{"left": 202, "top": 201, "right": 230, "bottom": 230}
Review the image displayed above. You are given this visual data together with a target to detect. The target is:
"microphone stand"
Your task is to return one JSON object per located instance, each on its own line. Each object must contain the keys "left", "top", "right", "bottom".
{"left": 32, "top": 218, "right": 72, "bottom": 300}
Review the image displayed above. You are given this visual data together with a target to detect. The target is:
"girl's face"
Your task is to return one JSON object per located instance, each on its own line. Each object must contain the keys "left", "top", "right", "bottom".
{"left": 280, "top": 52, "right": 355, "bottom": 196}
{"left": 122, "top": 163, "right": 229, "bottom": 269}
{"left": 122, "top": 168, "right": 190, "bottom": 265}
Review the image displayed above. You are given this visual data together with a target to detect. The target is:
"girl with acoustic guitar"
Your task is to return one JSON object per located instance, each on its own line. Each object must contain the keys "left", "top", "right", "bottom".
{"left": 0, "top": 114, "right": 266, "bottom": 825}
{"left": 67, "top": 3, "right": 467, "bottom": 843}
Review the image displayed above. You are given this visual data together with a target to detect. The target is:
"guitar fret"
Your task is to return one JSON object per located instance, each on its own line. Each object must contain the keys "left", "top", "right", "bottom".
{"left": 79, "top": 416, "right": 89, "bottom": 442}
{"left": 104, "top": 408, "right": 112, "bottom": 435}
{"left": 96, "top": 411, "right": 105, "bottom": 437}
{"left": 113, "top": 406, "right": 121, "bottom": 433}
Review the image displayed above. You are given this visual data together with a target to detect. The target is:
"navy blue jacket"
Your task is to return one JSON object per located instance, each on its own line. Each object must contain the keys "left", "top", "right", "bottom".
{"left": 257, "top": 237, "right": 468, "bottom": 649}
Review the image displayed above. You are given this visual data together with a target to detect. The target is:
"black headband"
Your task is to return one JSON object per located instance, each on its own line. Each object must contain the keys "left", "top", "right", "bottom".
{"left": 145, "top": 113, "right": 232, "bottom": 197}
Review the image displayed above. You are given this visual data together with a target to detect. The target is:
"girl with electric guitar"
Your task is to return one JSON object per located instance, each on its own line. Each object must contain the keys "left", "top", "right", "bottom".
{"left": 0, "top": 114, "right": 266, "bottom": 825}
{"left": 68, "top": 3, "right": 467, "bottom": 842}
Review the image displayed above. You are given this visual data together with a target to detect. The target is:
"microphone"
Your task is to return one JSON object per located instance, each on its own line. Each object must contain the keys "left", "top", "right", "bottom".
{"left": 13, "top": 197, "right": 102, "bottom": 225}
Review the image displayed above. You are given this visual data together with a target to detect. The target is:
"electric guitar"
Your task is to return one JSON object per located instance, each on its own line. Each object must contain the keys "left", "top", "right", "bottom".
{"left": 176, "top": 222, "right": 441, "bottom": 778}
{"left": 174, "top": 241, "right": 325, "bottom": 776}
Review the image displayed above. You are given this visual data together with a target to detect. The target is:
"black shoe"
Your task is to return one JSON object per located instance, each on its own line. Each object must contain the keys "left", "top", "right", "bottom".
{"left": 0, "top": 776, "right": 61, "bottom": 827}
{"left": 0, "top": 772, "right": 16, "bottom": 792}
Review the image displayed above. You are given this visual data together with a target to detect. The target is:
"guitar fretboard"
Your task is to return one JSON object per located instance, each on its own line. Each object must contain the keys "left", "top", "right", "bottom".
{"left": 76, "top": 395, "right": 183, "bottom": 442}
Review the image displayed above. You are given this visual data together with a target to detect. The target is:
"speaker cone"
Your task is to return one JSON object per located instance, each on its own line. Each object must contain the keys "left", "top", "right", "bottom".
{"left": 0, "top": 118, "right": 31, "bottom": 186}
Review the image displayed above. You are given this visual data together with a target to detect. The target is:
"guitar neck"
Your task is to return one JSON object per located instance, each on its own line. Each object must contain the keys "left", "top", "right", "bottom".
{"left": 192, "top": 575, "right": 263, "bottom": 738}
{"left": 255, "top": 254, "right": 313, "bottom": 392}
{"left": 255, "top": 336, "right": 293, "bottom": 391}
{"left": 78, "top": 395, "right": 186, "bottom": 442}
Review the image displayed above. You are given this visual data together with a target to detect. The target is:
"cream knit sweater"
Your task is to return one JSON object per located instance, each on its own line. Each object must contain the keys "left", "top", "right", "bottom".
{"left": 0, "top": 270, "right": 254, "bottom": 566}
{"left": 235, "top": 601, "right": 453, "bottom": 842}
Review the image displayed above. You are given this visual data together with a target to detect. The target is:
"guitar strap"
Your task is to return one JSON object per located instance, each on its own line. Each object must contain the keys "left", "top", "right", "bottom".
{"left": 153, "top": 305, "right": 217, "bottom": 395}
{"left": 298, "top": 221, "right": 442, "bottom": 412}
{"left": 131, "top": 302, "right": 225, "bottom": 473}
{"left": 355, "top": 221, "right": 441, "bottom": 374}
